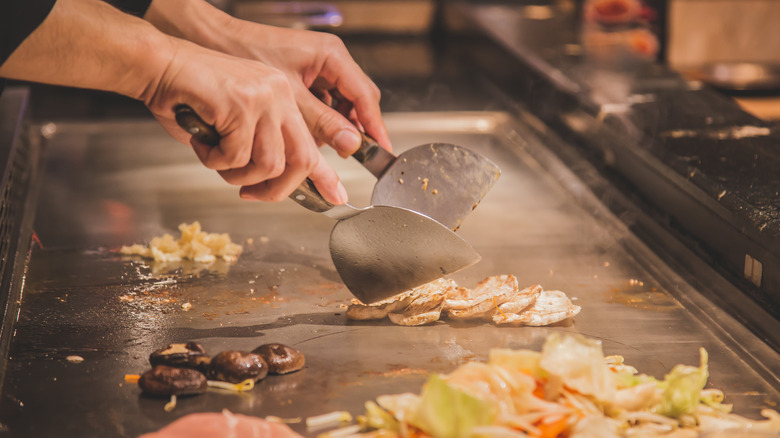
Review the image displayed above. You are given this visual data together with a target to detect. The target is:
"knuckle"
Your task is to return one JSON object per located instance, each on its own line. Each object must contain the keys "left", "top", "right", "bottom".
{"left": 228, "top": 148, "right": 252, "bottom": 169}
{"left": 255, "top": 152, "right": 286, "bottom": 179}
{"left": 313, "top": 110, "right": 342, "bottom": 138}
{"left": 202, "top": 155, "right": 230, "bottom": 171}
{"left": 265, "top": 190, "right": 289, "bottom": 203}
{"left": 323, "top": 33, "right": 346, "bottom": 50}
{"left": 265, "top": 70, "right": 292, "bottom": 92}
{"left": 289, "top": 149, "right": 318, "bottom": 174}
{"left": 218, "top": 169, "right": 245, "bottom": 186}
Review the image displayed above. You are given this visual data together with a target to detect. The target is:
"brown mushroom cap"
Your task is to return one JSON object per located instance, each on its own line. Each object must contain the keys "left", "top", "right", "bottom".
{"left": 149, "top": 342, "right": 210, "bottom": 372}
{"left": 138, "top": 365, "right": 207, "bottom": 397}
{"left": 251, "top": 343, "right": 305, "bottom": 375}
{"left": 208, "top": 351, "right": 268, "bottom": 383}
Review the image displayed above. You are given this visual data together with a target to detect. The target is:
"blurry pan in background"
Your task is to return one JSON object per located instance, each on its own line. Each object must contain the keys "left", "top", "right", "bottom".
{"left": 666, "top": 0, "right": 780, "bottom": 119}
{"left": 581, "top": 0, "right": 663, "bottom": 67}
{"left": 667, "top": 0, "right": 780, "bottom": 89}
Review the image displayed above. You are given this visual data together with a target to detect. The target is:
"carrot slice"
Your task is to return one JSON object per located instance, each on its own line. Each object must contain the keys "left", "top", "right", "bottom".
{"left": 124, "top": 374, "right": 140, "bottom": 383}
{"left": 537, "top": 416, "right": 569, "bottom": 438}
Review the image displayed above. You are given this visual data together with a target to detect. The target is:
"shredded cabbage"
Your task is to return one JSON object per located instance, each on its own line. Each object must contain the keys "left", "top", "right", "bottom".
{"left": 653, "top": 349, "right": 708, "bottom": 418}
{"left": 349, "top": 334, "right": 780, "bottom": 438}
{"left": 410, "top": 374, "right": 497, "bottom": 438}
{"left": 539, "top": 333, "right": 616, "bottom": 401}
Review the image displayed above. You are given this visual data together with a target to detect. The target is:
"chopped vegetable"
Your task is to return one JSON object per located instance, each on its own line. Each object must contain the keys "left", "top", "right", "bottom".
{"left": 345, "top": 333, "right": 780, "bottom": 437}
{"left": 316, "top": 424, "right": 362, "bottom": 438}
{"left": 306, "top": 411, "right": 353, "bottom": 430}
{"left": 411, "top": 374, "right": 496, "bottom": 438}
{"left": 206, "top": 378, "right": 255, "bottom": 392}
{"left": 124, "top": 374, "right": 141, "bottom": 383}
{"left": 163, "top": 394, "right": 177, "bottom": 412}
{"left": 654, "top": 348, "right": 709, "bottom": 418}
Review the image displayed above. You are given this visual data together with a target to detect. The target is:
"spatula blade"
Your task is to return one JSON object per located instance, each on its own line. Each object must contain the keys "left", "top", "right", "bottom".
{"left": 330, "top": 206, "right": 480, "bottom": 304}
{"left": 371, "top": 143, "right": 500, "bottom": 231}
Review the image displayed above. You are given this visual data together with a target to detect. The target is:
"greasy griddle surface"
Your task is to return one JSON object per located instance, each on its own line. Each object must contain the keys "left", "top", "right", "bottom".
{"left": 1, "top": 114, "right": 778, "bottom": 437}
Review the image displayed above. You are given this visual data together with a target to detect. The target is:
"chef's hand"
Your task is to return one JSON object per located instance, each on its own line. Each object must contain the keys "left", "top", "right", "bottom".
{"left": 143, "top": 0, "right": 392, "bottom": 158}
{"left": 139, "top": 411, "right": 303, "bottom": 438}
{"left": 145, "top": 39, "right": 348, "bottom": 203}
{"left": 0, "top": 0, "right": 347, "bottom": 204}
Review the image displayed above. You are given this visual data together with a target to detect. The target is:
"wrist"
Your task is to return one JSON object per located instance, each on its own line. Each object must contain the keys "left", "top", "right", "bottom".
{"left": 117, "top": 24, "right": 177, "bottom": 102}
{"left": 0, "top": 0, "right": 177, "bottom": 102}
{"left": 145, "top": 0, "right": 235, "bottom": 51}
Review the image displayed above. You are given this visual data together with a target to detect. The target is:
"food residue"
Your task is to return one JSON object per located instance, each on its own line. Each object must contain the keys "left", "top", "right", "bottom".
{"left": 120, "top": 222, "right": 243, "bottom": 263}
{"left": 66, "top": 355, "right": 85, "bottom": 363}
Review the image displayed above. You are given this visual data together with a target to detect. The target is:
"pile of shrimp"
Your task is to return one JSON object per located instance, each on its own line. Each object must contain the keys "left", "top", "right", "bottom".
{"left": 346, "top": 275, "right": 580, "bottom": 327}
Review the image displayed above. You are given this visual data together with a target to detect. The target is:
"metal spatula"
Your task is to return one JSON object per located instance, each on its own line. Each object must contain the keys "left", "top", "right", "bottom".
{"left": 175, "top": 106, "right": 481, "bottom": 303}
{"left": 352, "top": 135, "right": 501, "bottom": 231}
{"left": 351, "top": 133, "right": 501, "bottom": 231}
{"left": 292, "top": 180, "right": 480, "bottom": 303}
{"left": 329, "top": 97, "right": 500, "bottom": 231}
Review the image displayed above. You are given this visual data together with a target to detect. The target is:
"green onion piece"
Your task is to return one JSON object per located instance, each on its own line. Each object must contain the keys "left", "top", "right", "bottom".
{"left": 207, "top": 378, "right": 255, "bottom": 392}
{"left": 306, "top": 411, "right": 353, "bottom": 429}
{"left": 163, "top": 394, "right": 177, "bottom": 412}
{"left": 316, "top": 424, "right": 362, "bottom": 438}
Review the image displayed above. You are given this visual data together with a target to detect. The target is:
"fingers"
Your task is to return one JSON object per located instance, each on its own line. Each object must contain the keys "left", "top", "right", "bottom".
{"left": 217, "top": 114, "right": 285, "bottom": 186}
{"left": 239, "top": 150, "right": 347, "bottom": 205}
{"left": 297, "top": 90, "right": 362, "bottom": 158}
{"left": 316, "top": 54, "right": 392, "bottom": 152}
{"left": 191, "top": 124, "right": 254, "bottom": 171}
{"left": 238, "top": 115, "right": 348, "bottom": 205}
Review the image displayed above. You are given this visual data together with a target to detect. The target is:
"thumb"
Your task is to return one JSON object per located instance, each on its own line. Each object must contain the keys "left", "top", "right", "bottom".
{"left": 297, "top": 90, "right": 362, "bottom": 158}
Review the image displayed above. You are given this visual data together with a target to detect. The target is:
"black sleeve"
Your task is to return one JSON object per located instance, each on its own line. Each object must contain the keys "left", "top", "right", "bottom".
{"left": 0, "top": 0, "right": 57, "bottom": 69}
{"left": 103, "top": 0, "right": 154, "bottom": 17}
{"left": 0, "top": 0, "right": 152, "bottom": 70}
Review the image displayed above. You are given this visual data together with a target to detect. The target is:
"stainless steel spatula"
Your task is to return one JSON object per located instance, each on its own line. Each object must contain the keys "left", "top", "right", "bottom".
{"left": 350, "top": 133, "right": 500, "bottom": 231}
{"left": 175, "top": 105, "right": 481, "bottom": 303}
{"left": 292, "top": 180, "right": 481, "bottom": 303}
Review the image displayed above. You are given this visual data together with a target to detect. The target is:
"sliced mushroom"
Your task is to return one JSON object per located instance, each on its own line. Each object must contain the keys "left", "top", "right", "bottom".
{"left": 149, "top": 342, "right": 210, "bottom": 372}
{"left": 208, "top": 351, "right": 268, "bottom": 383}
{"left": 138, "top": 365, "right": 207, "bottom": 397}
{"left": 252, "top": 343, "right": 305, "bottom": 375}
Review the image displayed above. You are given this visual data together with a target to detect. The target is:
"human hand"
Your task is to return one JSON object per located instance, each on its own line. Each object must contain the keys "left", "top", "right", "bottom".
{"left": 138, "top": 410, "right": 303, "bottom": 438}
{"left": 142, "top": 39, "right": 347, "bottom": 203}
{"left": 227, "top": 25, "right": 392, "bottom": 158}
{"left": 144, "top": 0, "right": 391, "bottom": 158}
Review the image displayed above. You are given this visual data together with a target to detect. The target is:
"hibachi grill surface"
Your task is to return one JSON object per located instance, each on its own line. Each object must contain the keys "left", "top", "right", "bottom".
{"left": 1, "top": 112, "right": 777, "bottom": 437}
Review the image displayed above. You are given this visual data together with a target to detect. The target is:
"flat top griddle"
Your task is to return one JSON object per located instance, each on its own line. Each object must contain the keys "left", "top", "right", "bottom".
{"left": 1, "top": 112, "right": 778, "bottom": 437}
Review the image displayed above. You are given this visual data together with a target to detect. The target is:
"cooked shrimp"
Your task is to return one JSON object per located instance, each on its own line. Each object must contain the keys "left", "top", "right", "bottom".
{"left": 346, "top": 278, "right": 455, "bottom": 320}
{"left": 496, "top": 284, "right": 542, "bottom": 314}
{"left": 495, "top": 290, "right": 581, "bottom": 326}
{"left": 445, "top": 275, "right": 519, "bottom": 310}
{"left": 388, "top": 308, "right": 443, "bottom": 326}
{"left": 446, "top": 275, "right": 521, "bottom": 319}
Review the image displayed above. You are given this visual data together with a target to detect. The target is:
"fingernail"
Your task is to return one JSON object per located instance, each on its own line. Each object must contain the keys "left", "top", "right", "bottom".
{"left": 335, "top": 181, "right": 349, "bottom": 205}
{"left": 334, "top": 129, "right": 361, "bottom": 154}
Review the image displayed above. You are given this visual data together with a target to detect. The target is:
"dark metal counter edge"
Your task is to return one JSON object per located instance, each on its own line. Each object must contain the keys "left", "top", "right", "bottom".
{"left": 0, "top": 87, "right": 44, "bottom": 394}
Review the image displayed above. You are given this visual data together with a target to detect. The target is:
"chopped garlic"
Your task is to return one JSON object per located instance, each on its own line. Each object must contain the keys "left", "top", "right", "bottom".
{"left": 120, "top": 222, "right": 243, "bottom": 263}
